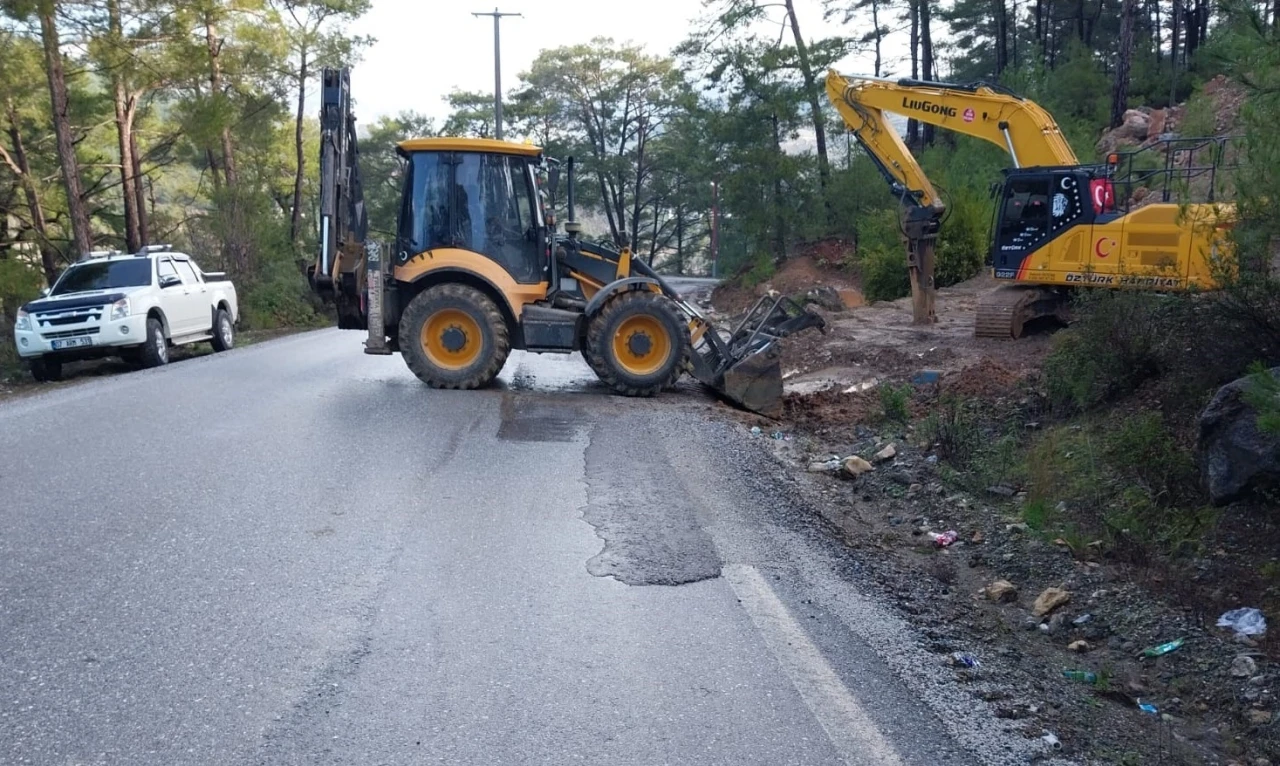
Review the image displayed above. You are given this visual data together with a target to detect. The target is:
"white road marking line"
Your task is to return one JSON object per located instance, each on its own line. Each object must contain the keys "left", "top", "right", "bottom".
{"left": 724, "top": 563, "right": 908, "bottom": 766}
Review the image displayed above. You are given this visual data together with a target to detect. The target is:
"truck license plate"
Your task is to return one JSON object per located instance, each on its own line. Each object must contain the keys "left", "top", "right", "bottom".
{"left": 50, "top": 337, "right": 92, "bottom": 350}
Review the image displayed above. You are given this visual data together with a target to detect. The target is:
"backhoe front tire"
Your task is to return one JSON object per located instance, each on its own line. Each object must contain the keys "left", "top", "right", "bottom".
{"left": 400, "top": 283, "right": 510, "bottom": 389}
{"left": 587, "top": 289, "right": 690, "bottom": 397}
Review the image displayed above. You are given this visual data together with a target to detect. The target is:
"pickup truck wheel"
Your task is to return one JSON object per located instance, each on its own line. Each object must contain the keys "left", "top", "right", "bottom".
{"left": 211, "top": 308, "right": 234, "bottom": 352}
{"left": 139, "top": 317, "right": 169, "bottom": 368}
{"left": 29, "top": 358, "right": 62, "bottom": 382}
{"left": 399, "top": 283, "right": 510, "bottom": 389}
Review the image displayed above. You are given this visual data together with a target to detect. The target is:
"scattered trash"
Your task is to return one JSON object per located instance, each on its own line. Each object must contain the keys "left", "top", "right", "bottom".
{"left": 750, "top": 426, "right": 762, "bottom": 437}
{"left": 1068, "top": 640, "right": 1091, "bottom": 652}
{"left": 1231, "top": 655, "right": 1259, "bottom": 678}
{"left": 925, "top": 454, "right": 939, "bottom": 465}
{"left": 951, "top": 651, "right": 981, "bottom": 668}
{"left": 1033, "top": 587, "right": 1071, "bottom": 617}
{"left": 807, "top": 459, "right": 841, "bottom": 473}
{"left": 1139, "top": 638, "right": 1185, "bottom": 658}
{"left": 1137, "top": 700, "right": 1159, "bottom": 715}
{"left": 1217, "top": 607, "right": 1267, "bottom": 637}
{"left": 1040, "top": 731, "right": 1061, "bottom": 750}
{"left": 930, "top": 530, "right": 958, "bottom": 548}
{"left": 771, "top": 430, "right": 787, "bottom": 440}
{"left": 1073, "top": 613, "right": 1093, "bottom": 626}
{"left": 842, "top": 378, "right": 879, "bottom": 394}
{"left": 1062, "top": 669, "right": 1098, "bottom": 683}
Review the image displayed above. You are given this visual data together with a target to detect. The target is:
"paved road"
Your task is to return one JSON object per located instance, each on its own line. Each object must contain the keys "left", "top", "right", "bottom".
{"left": 0, "top": 331, "right": 1047, "bottom": 766}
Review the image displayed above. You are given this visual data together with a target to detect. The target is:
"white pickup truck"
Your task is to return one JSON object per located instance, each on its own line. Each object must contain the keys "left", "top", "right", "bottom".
{"left": 13, "top": 246, "right": 239, "bottom": 381}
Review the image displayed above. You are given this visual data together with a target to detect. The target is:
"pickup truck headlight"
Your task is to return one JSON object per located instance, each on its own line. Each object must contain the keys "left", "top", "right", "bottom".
{"left": 15, "top": 308, "right": 31, "bottom": 331}
{"left": 110, "top": 298, "right": 130, "bottom": 321}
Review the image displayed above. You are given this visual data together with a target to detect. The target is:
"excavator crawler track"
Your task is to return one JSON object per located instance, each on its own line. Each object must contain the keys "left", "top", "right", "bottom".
{"left": 973, "top": 285, "right": 1070, "bottom": 339}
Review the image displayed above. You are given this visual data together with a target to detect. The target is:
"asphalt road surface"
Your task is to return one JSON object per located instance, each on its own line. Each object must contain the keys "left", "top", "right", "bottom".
{"left": 0, "top": 329, "right": 1053, "bottom": 765}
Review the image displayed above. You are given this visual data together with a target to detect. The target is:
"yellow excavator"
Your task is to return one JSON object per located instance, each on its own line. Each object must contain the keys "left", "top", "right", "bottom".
{"left": 825, "top": 70, "right": 1237, "bottom": 337}
{"left": 307, "top": 68, "right": 824, "bottom": 416}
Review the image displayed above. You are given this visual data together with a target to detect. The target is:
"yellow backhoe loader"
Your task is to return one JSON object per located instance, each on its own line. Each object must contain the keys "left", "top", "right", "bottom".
{"left": 307, "top": 68, "right": 825, "bottom": 416}
{"left": 825, "top": 70, "right": 1238, "bottom": 338}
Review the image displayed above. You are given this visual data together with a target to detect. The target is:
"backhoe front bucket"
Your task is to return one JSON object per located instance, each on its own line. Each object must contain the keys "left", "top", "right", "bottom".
{"left": 719, "top": 346, "right": 785, "bottom": 418}
{"left": 684, "top": 291, "right": 825, "bottom": 419}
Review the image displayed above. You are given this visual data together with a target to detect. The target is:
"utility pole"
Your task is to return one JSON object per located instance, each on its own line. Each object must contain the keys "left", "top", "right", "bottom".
{"left": 710, "top": 179, "right": 719, "bottom": 278}
{"left": 472, "top": 7, "right": 521, "bottom": 140}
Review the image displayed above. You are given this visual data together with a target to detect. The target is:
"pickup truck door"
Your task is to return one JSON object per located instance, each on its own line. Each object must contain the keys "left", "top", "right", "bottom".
{"left": 159, "top": 257, "right": 206, "bottom": 335}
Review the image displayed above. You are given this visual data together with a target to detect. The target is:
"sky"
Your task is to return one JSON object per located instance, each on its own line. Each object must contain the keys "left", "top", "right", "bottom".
{"left": 341, "top": 0, "right": 910, "bottom": 126}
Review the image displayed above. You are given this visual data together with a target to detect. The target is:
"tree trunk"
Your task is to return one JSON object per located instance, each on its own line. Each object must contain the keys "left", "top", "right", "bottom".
{"left": 204, "top": 11, "right": 237, "bottom": 187}
{"left": 921, "top": 0, "right": 936, "bottom": 145}
{"left": 996, "top": 0, "right": 1010, "bottom": 73}
{"left": 37, "top": 1, "right": 92, "bottom": 258}
{"left": 131, "top": 130, "right": 148, "bottom": 246}
{"left": 871, "top": 0, "right": 883, "bottom": 76}
{"left": 770, "top": 112, "right": 786, "bottom": 263}
{"left": 908, "top": 0, "right": 920, "bottom": 146}
{"left": 1112, "top": 0, "right": 1136, "bottom": 128}
{"left": 107, "top": 0, "right": 141, "bottom": 253}
{"left": 783, "top": 0, "right": 830, "bottom": 207}
{"left": 1034, "top": 0, "right": 1044, "bottom": 52}
{"left": 1169, "top": 0, "right": 1180, "bottom": 106}
{"left": 290, "top": 45, "right": 308, "bottom": 245}
{"left": 5, "top": 97, "right": 59, "bottom": 282}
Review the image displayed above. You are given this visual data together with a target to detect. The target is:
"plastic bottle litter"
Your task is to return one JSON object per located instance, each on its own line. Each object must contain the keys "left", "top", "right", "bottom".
{"left": 930, "top": 530, "right": 959, "bottom": 548}
{"left": 1062, "top": 669, "right": 1097, "bottom": 683}
{"left": 1040, "top": 732, "right": 1061, "bottom": 750}
{"left": 1073, "top": 613, "right": 1093, "bottom": 626}
{"left": 1217, "top": 607, "right": 1266, "bottom": 637}
{"left": 1140, "top": 638, "right": 1185, "bottom": 657}
{"left": 1137, "top": 700, "right": 1158, "bottom": 715}
{"left": 750, "top": 426, "right": 762, "bottom": 437}
{"left": 951, "top": 652, "right": 981, "bottom": 668}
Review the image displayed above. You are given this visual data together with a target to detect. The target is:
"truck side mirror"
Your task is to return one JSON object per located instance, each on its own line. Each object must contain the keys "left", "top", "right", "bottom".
{"left": 160, "top": 275, "right": 181, "bottom": 289}
{"left": 39, "top": 287, "right": 50, "bottom": 297}
{"left": 988, "top": 182, "right": 1001, "bottom": 200}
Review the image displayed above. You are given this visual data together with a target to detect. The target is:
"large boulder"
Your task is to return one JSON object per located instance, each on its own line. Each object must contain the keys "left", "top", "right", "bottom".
{"left": 1198, "top": 366, "right": 1280, "bottom": 505}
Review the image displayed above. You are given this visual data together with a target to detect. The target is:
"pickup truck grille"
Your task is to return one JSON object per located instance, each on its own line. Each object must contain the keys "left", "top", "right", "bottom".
{"left": 42, "top": 328, "right": 100, "bottom": 340}
{"left": 36, "top": 307, "right": 103, "bottom": 326}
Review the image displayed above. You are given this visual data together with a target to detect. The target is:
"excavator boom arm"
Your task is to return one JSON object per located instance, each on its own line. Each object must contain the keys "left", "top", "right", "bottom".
{"left": 825, "top": 70, "right": 1079, "bottom": 212}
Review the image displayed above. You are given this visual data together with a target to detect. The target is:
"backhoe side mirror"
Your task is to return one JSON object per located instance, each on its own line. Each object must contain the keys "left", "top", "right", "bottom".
{"left": 547, "top": 166, "right": 561, "bottom": 202}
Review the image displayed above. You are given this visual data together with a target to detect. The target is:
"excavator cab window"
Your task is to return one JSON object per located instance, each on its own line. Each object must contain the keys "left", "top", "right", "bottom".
{"left": 398, "top": 150, "right": 545, "bottom": 285}
{"left": 992, "top": 170, "right": 1089, "bottom": 273}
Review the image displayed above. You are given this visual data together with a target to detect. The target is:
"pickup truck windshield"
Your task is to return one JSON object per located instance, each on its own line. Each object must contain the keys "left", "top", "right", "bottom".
{"left": 50, "top": 260, "right": 152, "bottom": 296}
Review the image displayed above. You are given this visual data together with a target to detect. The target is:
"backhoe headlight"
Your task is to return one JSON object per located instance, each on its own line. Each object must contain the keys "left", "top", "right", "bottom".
{"left": 110, "top": 298, "right": 130, "bottom": 321}
{"left": 15, "top": 308, "right": 30, "bottom": 331}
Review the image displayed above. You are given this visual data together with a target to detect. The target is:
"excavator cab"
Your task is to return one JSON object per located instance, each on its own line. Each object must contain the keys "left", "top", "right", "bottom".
{"left": 394, "top": 139, "right": 549, "bottom": 286}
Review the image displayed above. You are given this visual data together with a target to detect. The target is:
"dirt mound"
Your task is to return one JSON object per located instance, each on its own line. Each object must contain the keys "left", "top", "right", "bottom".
{"left": 710, "top": 241, "right": 862, "bottom": 316}
{"left": 782, "top": 387, "right": 878, "bottom": 439}
{"left": 940, "top": 356, "right": 1031, "bottom": 400}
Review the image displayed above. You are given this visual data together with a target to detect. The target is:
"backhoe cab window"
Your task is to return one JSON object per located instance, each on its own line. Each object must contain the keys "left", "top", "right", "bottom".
{"left": 399, "top": 150, "right": 543, "bottom": 284}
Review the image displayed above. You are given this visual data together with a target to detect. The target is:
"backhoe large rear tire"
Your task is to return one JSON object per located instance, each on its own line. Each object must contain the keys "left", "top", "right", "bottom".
{"left": 587, "top": 290, "right": 690, "bottom": 397}
{"left": 400, "top": 283, "right": 510, "bottom": 389}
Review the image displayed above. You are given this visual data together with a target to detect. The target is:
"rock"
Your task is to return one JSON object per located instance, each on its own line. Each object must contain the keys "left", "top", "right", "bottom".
{"left": 803, "top": 285, "right": 845, "bottom": 312}
{"left": 971, "top": 530, "right": 985, "bottom": 544}
{"left": 908, "top": 483, "right": 923, "bottom": 494}
{"left": 841, "top": 456, "right": 875, "bottom": 477}
{"left": 1006, "top": 522, "right": 1029, "bottom": 534}
{"left": 986, "top": 580, "right": 1018, "bottom": 603}
{"left": 888, "top": 470, "right": 914, "bottom": 486}
{"left": 1033, "top": 587, "right": 1071, "bottom": 617}
{"left": 1069, "top": 640, "right": 1091, "bottom": 652}
{"left": 1232, "top": 655, "right": 1259, "bottom": 678}
{"left": 1047, "top": 612, "right": 1067, "bottom": 635}
{"left": 1248, "top": 709, "right": 1272, "bottom": 725}
{"left": 1197, "top": 366, "right": 1280, "bottom": 505}
{"left": 986, "top": 485, "right": 1016, "bottom": 497}
{"left": 874, "top": 444, "right": 897, "bottom": 462}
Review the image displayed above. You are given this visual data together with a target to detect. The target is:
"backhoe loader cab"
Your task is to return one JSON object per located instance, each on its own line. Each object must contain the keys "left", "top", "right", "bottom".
{"left": 310, "top": 66, "right": 826, "bottom": 417}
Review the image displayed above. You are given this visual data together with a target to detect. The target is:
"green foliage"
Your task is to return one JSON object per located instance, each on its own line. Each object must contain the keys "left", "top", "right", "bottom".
{"left": 240, "top": 259, "right": 324, "bottom": 330}
{"left": 878, "top": 382, "right": 910, "bottom": 423}
{"left": 738, "top": 254, "right": 776, "bottom": 288}
{"left": 921, "top": 396, "right": 981, "bottom": 466}
{"left": 1244, "top": 361, "right": 1280, "bottom": 435}
{"left": 859, "top": 245, "right": 910, "bottom": 302}
{"left": 1043, "top": 290, "right": 1170, "bottom": 412}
